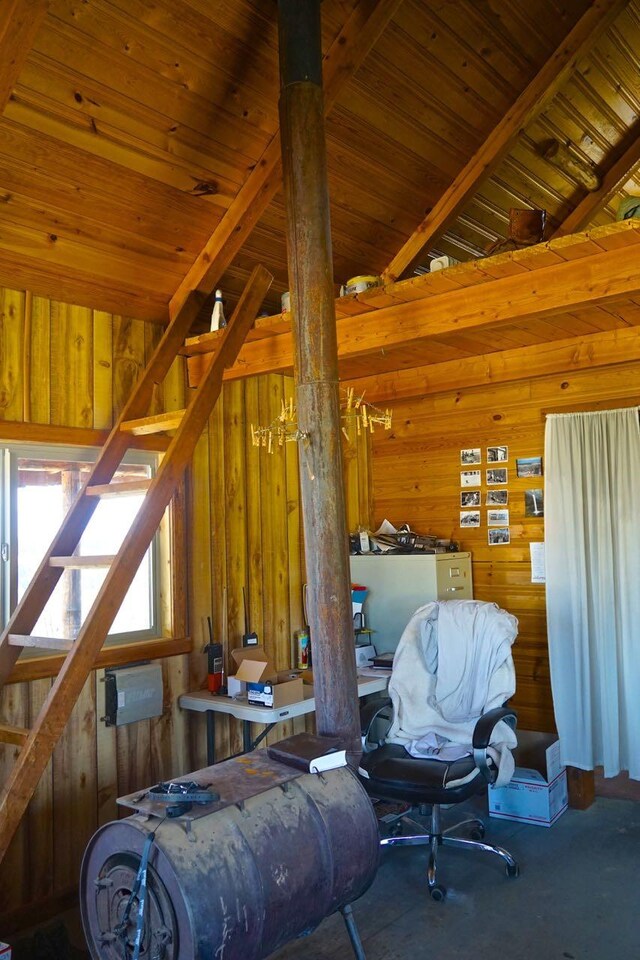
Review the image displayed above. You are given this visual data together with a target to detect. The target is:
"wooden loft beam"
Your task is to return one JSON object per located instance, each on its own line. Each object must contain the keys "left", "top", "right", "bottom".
{"left": 168, "top": 0, "right": 402, "bottom": 321}
{"left": 0, "top": 0, "right": 49, "bottom": 113}
{"left": 341, "top": 326, "right": 640, "bottom": 405}
{"left": 382, "top": 0, "right": 629, "bottom": 283}
{"left": 184, "top": 221, "right": 640, "bottom": 382}
{"left": 552, "top": 121, "right": 640, "bottom": 238}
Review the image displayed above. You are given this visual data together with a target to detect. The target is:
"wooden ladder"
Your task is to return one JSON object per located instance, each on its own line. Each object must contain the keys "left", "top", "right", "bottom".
{"left": 0, "top": 265, "right": 272, "bottom": 864}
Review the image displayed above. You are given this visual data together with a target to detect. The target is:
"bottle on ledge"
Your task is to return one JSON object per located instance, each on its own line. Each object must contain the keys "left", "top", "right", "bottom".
{"left": 210, "top": 289, "right": 226, "bottom": 331}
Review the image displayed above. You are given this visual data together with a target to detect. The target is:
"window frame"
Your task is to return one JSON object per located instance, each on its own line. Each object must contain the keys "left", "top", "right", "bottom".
{"left": 0, "top": 441, "right": 162, "bottom": 648}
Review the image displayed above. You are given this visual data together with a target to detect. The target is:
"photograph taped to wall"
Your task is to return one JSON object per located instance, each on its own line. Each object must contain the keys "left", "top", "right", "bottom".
{"left": 525, "top": 489, "right": 544, "bottom": 516}
{"left": 488, "top": 509, "right": 509, "bottom": 526}
{"left": 516, "top": 456, "right": 543, "bottom": 478}
{"left": 460, "top": 510, "right": 480, "bottom": 527}
{"left": 461, "top": 470, "right": 481, "bottom": 487}
{"left": 487, "top": 445, "right": 508, "bottom": 462}
{"left": 461, "top": 490, "right": 480, "bottom": 507}
{"left": 488, "top": 527, "right": 510, "bottom": 545}
{"left": 486, "top": 489, "right": 508, "bottom": 505}
{"left": 486, "top": 467, "right": 508, "bottom": 485}
{"left": 460, "top": 447, "right": 481, "bottom": 465}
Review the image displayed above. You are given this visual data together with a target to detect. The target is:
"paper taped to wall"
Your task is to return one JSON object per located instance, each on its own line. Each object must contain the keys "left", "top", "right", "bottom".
{"left": 530, "top": 542, "right": 546, "bottom": 583}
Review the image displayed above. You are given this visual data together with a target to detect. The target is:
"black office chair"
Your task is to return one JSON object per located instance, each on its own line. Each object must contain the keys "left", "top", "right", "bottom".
{"left": 359, "top": 600, "right": 520, "bottom": 901}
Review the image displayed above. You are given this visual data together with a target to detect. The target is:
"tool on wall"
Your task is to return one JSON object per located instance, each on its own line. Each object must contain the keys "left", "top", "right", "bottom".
{"left": 242, "top": 587, "right": 259, "bottom": 647}
{"left": 204, "top": 616, "right": 224, "bottom": 695}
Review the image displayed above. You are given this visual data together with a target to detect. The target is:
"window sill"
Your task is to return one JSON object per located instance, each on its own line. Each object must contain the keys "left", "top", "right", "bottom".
{"left": 7, "top": 636, "right": 192, "bottom": 684}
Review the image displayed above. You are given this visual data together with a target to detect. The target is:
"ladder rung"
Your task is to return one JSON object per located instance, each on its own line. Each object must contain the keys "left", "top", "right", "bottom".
{"left": 86, "top": 479, "right": 152, "bottom": 498}
{"left": 0, "top": 724, "right": 30, "bottom": 746}
{"left": 120, "top": 410, "right": 185, "bottom": 436}
{"left": 49, "top": 555, "right": 116, "bottom": 568}
{"left": 8, "top": 634, "right": 74, "bottom": 651}
{"left": 181, "top": 330, "right": 221, "bottom": 356}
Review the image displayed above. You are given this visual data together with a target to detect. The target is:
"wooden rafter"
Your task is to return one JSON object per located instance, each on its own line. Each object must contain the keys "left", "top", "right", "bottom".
{"left": 382, "top": 0, "right": 629, "bottom": 283}
{"left": 168, "top": 0, "right": 402, "bottom": 321}
{"left": 185, "top": 221, "right": 640, "bottom": 384}
{"left": 552, "top": 120, "right": 640, "bottom": 238}
{"left": 0, "top": 0, "right": 50, "bottom": 114}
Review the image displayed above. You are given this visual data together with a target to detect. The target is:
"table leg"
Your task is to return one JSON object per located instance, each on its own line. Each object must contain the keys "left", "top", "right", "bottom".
{"left": 206, "top": 712, "right": 216, "bottom": 765}
{"left": 243, "top": 720, "right": 253, "bottom": 754}
{"left": 251, "top": 724, "right": 276, "bottom": 751}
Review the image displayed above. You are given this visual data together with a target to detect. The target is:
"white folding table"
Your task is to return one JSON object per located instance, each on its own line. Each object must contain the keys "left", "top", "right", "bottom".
{"left": 179, "top": 674, "right": 389, "bottom": 764}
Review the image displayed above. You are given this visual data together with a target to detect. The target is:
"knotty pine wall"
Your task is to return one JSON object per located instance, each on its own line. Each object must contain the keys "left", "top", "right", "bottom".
{"left": 370, "top": 360, "right": 640, "bottom": 734}
{"left": 0, "top": 285, "right": 192, "bottom": 922}
{"left": 0, "top": 284, "right": 372, "bottom": 921}
{"left": 186, "top": 372, "right": 372, "bottom": 767}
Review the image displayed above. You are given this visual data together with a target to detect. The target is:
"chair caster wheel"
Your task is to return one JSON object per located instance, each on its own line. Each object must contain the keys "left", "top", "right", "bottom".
{"left": 429, "top": 884, "right": 446, "bottom": 902}
{"left": 506, "top": 863, "right": 520, "bottom": 879}
{"left": 469, "top": 825, "right": 485, "bottom": 840}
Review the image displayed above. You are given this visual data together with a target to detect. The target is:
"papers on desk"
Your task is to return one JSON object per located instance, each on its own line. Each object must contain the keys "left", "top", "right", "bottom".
{"left": 357, "top": 666, "right": 392, "bottom": 679}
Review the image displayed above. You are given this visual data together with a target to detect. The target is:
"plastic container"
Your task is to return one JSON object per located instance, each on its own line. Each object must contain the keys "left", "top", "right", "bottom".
{"left": 340, "top": 275, "right": 381, "bottom": 297}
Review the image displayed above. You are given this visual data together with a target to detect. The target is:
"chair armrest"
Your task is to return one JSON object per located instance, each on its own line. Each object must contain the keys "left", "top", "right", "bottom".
{"left": 360, "top": 696, "right": 392, "bottom": 746}
{"left": 472, "top": 707, "right": 517, "bottom": 783}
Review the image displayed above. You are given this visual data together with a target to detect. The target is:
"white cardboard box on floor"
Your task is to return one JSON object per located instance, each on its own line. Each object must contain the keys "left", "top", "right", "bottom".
{"left": 489, "top": 731, "right": 568, "bottom": 827}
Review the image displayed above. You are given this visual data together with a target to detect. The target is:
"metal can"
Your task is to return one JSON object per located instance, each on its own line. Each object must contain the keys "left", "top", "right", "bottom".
{"left": 340, "top": 274, "right": 381, "bottom": 297}
{"left": 294, "top": 628, "right": 311, "bottom": 669}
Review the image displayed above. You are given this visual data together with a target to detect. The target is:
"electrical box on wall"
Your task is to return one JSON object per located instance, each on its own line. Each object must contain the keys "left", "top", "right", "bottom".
{"left": 103, "top": 663, "right": 164, "bottom": 727}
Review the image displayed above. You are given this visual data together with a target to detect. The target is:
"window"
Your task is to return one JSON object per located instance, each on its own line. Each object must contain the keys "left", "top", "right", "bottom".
{"left": 0, "top": 443, "right": 161, "bottom": 646}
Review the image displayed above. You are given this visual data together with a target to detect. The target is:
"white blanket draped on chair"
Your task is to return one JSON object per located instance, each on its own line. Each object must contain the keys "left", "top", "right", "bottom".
{"left": 387, "top": 600, "right": 518, "bottom": 787}
{"left": 545, "top": 407, "right": 640, "bottom": 780}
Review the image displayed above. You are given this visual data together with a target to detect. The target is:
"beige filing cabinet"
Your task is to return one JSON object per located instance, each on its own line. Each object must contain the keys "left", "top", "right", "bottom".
{"left": 350, "top": 553, "right": 473, "bottom": 654}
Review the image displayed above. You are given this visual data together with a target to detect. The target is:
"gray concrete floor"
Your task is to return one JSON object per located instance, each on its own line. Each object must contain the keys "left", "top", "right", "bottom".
{"left": 271, "top": 797, "right": 640, "bottom": 960}
{"left": 11, "top": 797, "right": 639, "bottom": 959}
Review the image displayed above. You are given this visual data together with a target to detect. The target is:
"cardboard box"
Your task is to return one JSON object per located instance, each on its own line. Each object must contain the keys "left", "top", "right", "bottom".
{"left": 231, "top": 647, "right": 304, "bottom": 708}
{"left": 489, "top": 731, "right": 568, "bottom": 827}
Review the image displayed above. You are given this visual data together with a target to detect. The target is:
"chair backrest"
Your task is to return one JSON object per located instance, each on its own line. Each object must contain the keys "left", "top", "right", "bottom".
{"left": 386, "top": 600, "right": 518, "bottom": 747}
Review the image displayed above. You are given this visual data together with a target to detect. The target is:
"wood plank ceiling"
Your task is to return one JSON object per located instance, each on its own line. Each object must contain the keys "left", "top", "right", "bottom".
{"left": 0, "top": 0, "right": 639, "bottom": 341}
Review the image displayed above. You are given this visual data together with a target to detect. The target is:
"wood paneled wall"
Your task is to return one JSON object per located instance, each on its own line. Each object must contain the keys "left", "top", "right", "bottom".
{"left": 371, "top": 360, "right": 640, "bottom": 734}
{"left": 0, "top": 286, "right": 192, "bottom": 924}
{"left": 187, "top": 374, "right": 373, "bottom": 768}
{"left": 0, "top": 284, "right": 372, "bottom": 921}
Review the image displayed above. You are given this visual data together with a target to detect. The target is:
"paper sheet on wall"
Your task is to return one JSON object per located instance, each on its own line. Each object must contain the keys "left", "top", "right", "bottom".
{"left": 530, "top": 542, "right": 546, "bottom": 583}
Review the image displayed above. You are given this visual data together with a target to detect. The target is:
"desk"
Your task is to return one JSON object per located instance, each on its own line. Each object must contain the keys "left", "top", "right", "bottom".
{"left": 179, "top": 674, "right": 389, "bottom": 764}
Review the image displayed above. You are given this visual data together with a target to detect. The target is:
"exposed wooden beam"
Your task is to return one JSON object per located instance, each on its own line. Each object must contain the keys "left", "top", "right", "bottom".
{"left": 341, "top": 326, "right": 640, "bottom": 404}
{"left": 0, "top": 0, "right": 49, "bottom": 114}
{"left": 382, "top": 0, "right": 628, "bottom": 282}
{"left": 185, "top": 231, "right": 640, "bottom": 382}
{"left": 0, "top": 418, "right": 170, "bottom": 451}
{"left": 168, "top": 0, "right": 402, "bottom": 321}
{"left": 552, "top": 122, "right": 640, "bottom": 238}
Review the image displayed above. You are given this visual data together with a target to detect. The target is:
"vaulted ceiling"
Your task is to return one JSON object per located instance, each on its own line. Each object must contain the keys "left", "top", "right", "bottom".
{"left": 1, "top": 0, "right": 639, "bottom": 335}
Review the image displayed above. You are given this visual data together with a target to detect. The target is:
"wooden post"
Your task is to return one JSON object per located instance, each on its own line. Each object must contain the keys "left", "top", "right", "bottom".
{"left": 277, "top": 0, "right": 361, "bottom": 758}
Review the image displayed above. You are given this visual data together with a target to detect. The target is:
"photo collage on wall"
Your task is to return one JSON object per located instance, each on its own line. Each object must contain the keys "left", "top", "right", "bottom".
{"left": 459, "top": 448, "right": 544, "bottom": 544}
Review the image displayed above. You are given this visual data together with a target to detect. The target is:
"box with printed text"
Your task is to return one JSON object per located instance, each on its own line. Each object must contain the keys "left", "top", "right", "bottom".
{"left": 489, "top": 731, "right": 568, "bottom": 827}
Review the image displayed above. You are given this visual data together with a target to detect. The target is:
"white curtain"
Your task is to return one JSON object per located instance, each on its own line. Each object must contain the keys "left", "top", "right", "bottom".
{"left": 544, "top": 407, "right": 640, "bottom": 779}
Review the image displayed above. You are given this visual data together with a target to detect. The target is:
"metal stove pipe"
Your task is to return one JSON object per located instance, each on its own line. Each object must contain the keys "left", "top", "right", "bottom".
{"left": 278, "top": 0, "right": 361, "bottom": 760}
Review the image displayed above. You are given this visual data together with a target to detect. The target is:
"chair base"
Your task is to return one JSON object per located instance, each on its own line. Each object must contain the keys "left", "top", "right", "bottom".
{"left": 379, "top": 804, "right": 519, "bottom": 900}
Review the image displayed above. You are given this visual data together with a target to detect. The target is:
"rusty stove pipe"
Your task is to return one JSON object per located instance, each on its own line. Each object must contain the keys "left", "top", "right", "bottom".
{"left": 277, "top": 0, "right": 361, "bottom": 758}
